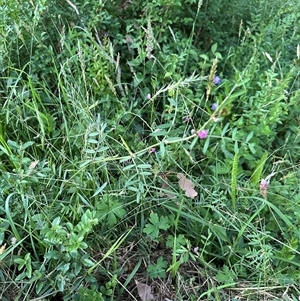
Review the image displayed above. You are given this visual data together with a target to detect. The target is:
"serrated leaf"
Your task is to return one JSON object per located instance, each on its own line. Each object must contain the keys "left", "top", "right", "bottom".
{"left": 143, "top": 213, "right": 170, "bottom": 239}
{"left": 143, "top": 223, "right": 159, "bottom": 239}
{"left": 166, "top": 234, "right": 187, "bottom": 248}
{"left": 149, "top": 212, "right": 159, "bottom": 225}
{"left": 158, "top": 215, "right": 170, "bottom": 230}
{"left": 147, "top": 256, "right": 168, "bottom": 279}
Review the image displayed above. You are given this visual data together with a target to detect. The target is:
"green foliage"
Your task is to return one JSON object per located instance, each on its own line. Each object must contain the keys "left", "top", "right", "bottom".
{"left": 74, "top": 287, "right": 104, "bottom": 301}
{"left": 1, "top": 0, "right": 300, "bottom": 299}
{"left": 143, "top": 212, "right": 171, "bottom": 241}
{"left": 95, "top": 196, "right": 126, "bottom": 227}
{"left": 251, "top": 151, "right": 268, "bottom": 184}
{"left": 231, "top": 150, "right": 239, "bottom": 211}
{"left": 147, "top": 256, "right": 168, "bottom": 279}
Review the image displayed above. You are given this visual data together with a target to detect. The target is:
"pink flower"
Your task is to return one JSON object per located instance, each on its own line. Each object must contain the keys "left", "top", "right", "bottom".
{"left": 193, "top": 247, "right": 199, "bottom": 254}
{"left": 185, "top": 116, "right": 190, "bottom": 123}
{"left": 260, "top": 179, "right": 269, "bottom": 190}
{"left": 150, "top": 147, "right": 156, "bottom": 153}
{"left": 260, "top": 179, "right": 269, "bottom": 198}
{"left": 198, "top": 129, "right": 209, "bottom": 139}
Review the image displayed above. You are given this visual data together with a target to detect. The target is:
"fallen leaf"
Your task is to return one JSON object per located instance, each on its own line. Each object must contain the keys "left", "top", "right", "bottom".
{"left": 0, "top": 243, "right": 6, "bottom": 255}
{"left": 159, "top": 174, "right": 176, "bottom": 199}
{"left": 135, "top": 280, "right": 154, "bottom": 301}
{"left": 177, "top": 173, "right": 198, "bottom": 199}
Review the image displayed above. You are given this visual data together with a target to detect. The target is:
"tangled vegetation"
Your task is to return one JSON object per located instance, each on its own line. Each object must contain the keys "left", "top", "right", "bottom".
{"left": 0, "top": 0, "right": 300, "bottom": 300}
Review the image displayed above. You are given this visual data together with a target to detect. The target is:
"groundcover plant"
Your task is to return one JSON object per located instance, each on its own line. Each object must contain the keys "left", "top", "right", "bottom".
{"left": 0, "top": 0, "right": 300, "bottom": 300}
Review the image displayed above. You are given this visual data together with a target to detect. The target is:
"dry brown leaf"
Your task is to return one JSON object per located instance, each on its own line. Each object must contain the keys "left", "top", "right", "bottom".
{"left": 159, "top": 174, "right": 176, "bottom": 199}
{"left": 135, "top": 280, "right": 154, "bottom": 301}
{"left": 177, "top": 173, "right": 198, "bottom": 199}
{"left": 0, "top": 243, "right": 6, "bottom": 255}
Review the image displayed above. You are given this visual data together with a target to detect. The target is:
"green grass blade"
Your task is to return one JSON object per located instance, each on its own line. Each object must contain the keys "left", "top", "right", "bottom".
{"left": 251, "top": 151, "right": 268, "bottom": 184}
{"left": 231, "top": 151, "right": 239, "bottom": 211}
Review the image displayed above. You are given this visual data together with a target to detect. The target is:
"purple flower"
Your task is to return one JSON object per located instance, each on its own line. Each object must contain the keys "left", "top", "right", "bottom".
{"left": 150, "top": 147, "right": 156, "bottom": 153}
{"left": 213, "top": 75, "right": 222, "bottom": 85}
{"left": 211, "top": 103, "right": 218, "bottom": 111}
{"left": 198, "top": 129, "right": 209, "bottom": 139}
{"left": 193, "top": 247, "right": 199, "bottom": 254}
{"left": 185, "top": 116, "right": 190, "bottom": 122}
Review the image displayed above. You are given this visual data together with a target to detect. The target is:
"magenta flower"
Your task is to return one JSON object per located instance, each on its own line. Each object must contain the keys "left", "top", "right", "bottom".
{"left": 213, "top": 75, "right": 222, "bottom": 85}
{"left": 150, "top": 147, "right": 156, "bottom": 153}
{"left": 185, "top": 116, "right": 190, "bottom": 122}
{"left": 198, "top": 129, "right": 209, "bottom": 139}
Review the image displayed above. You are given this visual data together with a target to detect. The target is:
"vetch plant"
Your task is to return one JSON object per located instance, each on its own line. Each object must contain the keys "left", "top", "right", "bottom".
{"left": 259, "top": 179, "right": 269, "bottom": 199}
{"left": 1, "top": 0, "right": 300, "bottom": 300}
{"left": 211, "top": 103, "right": 218, "bottom": 111}
{"left": 149, "top": 147, "right": 156, "bottom": 153}
{"left": 198, "top": 129, "right": 209, "bottom": 139}
{"left": 213, "top": 75, "right": 222, "bottom": 85}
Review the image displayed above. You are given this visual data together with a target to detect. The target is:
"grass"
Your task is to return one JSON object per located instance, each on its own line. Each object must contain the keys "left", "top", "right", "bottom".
{"left": 0, "top": 0, "right": 300, "bottom": 300}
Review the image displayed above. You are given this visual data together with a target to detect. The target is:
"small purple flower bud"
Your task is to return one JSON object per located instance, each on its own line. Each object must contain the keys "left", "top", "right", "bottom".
{"left": 150, "top": 147, "right": 156, "bottom": 153}
{"left": 211, "top": 103, "right": 218, "bottom": 111}
{"left": 193, "top": 247, "right": 199, "bottom": 254}
{"left": 185, "top": 116, "right": 190, "bottom": 122}
{"left": 198, "top": 129, "right": 209, "bottom": 139}
{"left": 213, "top": 75, "right": 222, "bottom": 85}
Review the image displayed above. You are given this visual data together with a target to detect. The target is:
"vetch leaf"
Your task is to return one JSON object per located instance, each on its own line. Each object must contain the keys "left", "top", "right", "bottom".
{"left": 92, "top": 182, "right": 107, "bottom": 197}
{"left": 149, "top": 130, "right": 168, "bottom": 137}
{"left": 156, "top": 122, "right": 173, "bottom": 129}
